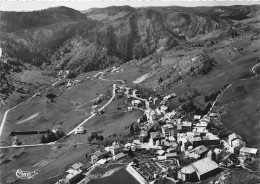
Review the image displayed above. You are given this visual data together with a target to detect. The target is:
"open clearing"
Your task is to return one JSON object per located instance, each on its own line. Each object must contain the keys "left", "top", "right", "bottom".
{"left": 0, "top": 78, "right": 115, "bottom": 145}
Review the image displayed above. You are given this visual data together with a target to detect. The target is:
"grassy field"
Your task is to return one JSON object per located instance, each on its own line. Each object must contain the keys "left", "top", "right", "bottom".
{"left": 0, "top": 78, "right": 115, "bottom": 145}
{"left": 218, "top": 76, "right": 260, "bottom": 148}
{"left": 68, "top": 109, "right": 143, "bottom": 144}
{"left": 89, "top": 167, "right": 139, "bottom": 184}
{"left": 103, "top": 67, "right": 142, "bottom": 86}
{"left": 0, "top": 142, "right": 93, "bottom": 184}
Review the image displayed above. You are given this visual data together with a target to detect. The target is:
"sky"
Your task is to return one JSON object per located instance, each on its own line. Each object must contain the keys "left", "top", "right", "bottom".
{"left": 0, "top": 0, "right": 259, "bottom": 12}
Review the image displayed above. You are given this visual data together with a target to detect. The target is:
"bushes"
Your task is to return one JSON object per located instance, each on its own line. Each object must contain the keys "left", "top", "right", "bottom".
{"left": 41, "top": 128, "right": 65, "bottom": 143}
{"left": 88, "top": 132, "right": 104, "bottom": 143}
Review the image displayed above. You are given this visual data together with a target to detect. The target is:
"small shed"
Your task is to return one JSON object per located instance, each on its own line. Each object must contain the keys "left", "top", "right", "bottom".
{"left": 240, "top": 147, "right": 259, "bottom": 158}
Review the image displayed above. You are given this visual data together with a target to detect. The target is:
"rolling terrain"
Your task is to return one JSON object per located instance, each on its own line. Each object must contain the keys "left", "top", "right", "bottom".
{"left": 0, "top": 4, "right": 260, "bottom": 184}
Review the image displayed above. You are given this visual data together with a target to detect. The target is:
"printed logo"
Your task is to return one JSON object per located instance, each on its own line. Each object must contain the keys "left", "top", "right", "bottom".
{"left": 12, "top": 169, "right": 38, "bottom": 179}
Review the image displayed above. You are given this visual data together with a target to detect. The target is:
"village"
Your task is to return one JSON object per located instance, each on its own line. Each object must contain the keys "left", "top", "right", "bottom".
{"left": 53, "top": 67, "right": 260, "bottom": 184}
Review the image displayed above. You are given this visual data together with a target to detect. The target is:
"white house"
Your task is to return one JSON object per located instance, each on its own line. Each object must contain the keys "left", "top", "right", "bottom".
{"left": 193, "top": 121, "right": 208, "bottom": 133}
{"left": 228, "top": 133, "right": 245, "bottom": 151}
{"left": 132, "top": 100, "right": 141, "bottom": 107}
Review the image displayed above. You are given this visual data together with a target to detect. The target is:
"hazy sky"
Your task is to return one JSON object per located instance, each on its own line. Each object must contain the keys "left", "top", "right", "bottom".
{"left": 0, "top": 0, "right": 259, "bottom": 12}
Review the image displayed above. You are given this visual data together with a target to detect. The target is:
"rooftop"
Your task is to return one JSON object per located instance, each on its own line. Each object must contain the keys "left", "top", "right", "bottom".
{"left": 193, "top": 145, "right": 209, "bottom": 155}
{"left": 70, "top": 162, "right": 83, "bottom": 170}
{"left": 240, "top": 147, "right": 258, "bottom": 154}
{"left": 182, "top": 121, "right": 192, "bottom": 127}
{"left": 191, "top": 157, "right": 219, "bottom": 176}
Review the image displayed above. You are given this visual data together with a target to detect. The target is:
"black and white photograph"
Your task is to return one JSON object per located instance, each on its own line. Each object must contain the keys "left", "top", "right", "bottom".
{"left": 0, "top": 0, "right": 260, "bottom": 183}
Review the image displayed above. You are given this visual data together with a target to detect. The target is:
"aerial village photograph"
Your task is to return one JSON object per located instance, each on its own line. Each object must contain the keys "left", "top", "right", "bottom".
{"left": 0, "top": 0, "right": 260, "bottom": 184}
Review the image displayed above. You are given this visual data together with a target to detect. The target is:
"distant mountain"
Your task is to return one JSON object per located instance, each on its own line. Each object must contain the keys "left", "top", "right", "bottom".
{"left": 0, "top": 5, "right": 259, "bottom": 73}
{"left": 0, "top": 6, "right": 86, "bottom": 33}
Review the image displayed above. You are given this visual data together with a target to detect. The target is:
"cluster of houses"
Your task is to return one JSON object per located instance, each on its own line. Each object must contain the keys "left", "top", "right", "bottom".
{"left": 55, "top": 162, "right": 85, "bottom": 184}
{"left": 53, "top": 70, "right": 83, "bottom": 90}
{"left": 115, "top": 85, "right": 259, "bottom": 183}
{"left": 54, "top": 72, "right": 259, "bottom": 184}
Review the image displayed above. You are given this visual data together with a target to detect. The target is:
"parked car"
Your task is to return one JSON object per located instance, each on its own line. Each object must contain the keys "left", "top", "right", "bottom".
{"left": 75, "top": 127, "right": 85, "bottom": 134}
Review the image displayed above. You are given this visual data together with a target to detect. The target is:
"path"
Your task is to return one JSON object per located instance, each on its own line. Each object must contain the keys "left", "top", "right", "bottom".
{"left": 0, "top": 93, "right": 38, "bottom": 139}
{"left": 99, "top": 75, "right": 125, "bottom": 84}
{"left": 0, "top": 97, "right": 5, "bottom": 106}
{"left": 251, "top": 62, "right": 260, "bottom": 78}
{"left": 66, "top": 84, "right": 117, "bottom": 136}
{"left": 209, "top": 84, "right": 233, "bottom": 112}
{"left": 16, "top": 112, "right": 39, "bottom": 125}
{"left": 0, "top": 142, "right": 56, "bottom": 149}
{"left": 207, "top": 61, "right": 260, "bottom": 115}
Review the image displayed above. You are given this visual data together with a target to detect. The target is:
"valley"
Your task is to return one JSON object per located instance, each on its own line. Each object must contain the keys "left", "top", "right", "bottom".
{"left": 0, "top": 4, "right": 260, "bottom": 184}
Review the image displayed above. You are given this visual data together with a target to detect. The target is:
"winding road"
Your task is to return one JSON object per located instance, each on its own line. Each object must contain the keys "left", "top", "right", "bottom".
{"left": 66, "top": 84, "right": 117, "bottom": 136}
{"left": 3, "top": 61, "right": 257, "bottom": 148}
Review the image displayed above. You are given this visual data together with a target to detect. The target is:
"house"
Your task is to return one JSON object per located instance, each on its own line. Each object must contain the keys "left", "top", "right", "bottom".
{"left": 91, "top": 150, "right": 107, "bottom": 164}
{"left": 127, "top": 106, "right": 133, "bottom": 111}
{"left": 194, "top": 115, "right": 201, "bottom": 120}
{"left": 153, "top": 98, "right": 158, "bottom": 105}
{"left": 149, "top": 131, "right": 165, "bottom": 146}
{"left": 240, "top": 147, "right": 259, "bottom": 158}
{"left": 145, "top": 109, "right": 157, "bottom": 123}
{"left": 132, "top": 100, "right": 141, "bottom": 107}
{"left": 65, "top": 169, "right": 84, "bottom": 184}
{"left": 70, "top": 162, "right": 83, "bottom": 171}
{"left": 163, "top": 93, "right": 176, "bottom": 101}
{"left": 78, "top": 177, "right": 91, "bottom": 184}
{"left": 139, "top": 127, "right": 149, "bottom": 142}
{"left": 177, "top": 132, "right": 195, "bottom": 151}
{"left": 157, "top": 155, "right": 166, "bottom": 160}
{"left": 193, "top": 121, "right": 208, "bottom": 133}
{"left": 181, "top": 121, "right": 192, "bottom": 132}
{"left": 160, "top": 105, "right": 168, "bottom": 113}
{"left": 164, "top": 110, "right": 176, "bottom": 120}
{"left": 111, "top": 144, "right": 123, "bottom": 156}
{"left": 209, "top": 113, "right": 218, "bottom": 117}
{"left": 228, "top": 133, "right": 245, "bottom": 152}
{"left": 91, "top": 105, "right": 99, "bottom": 114}
{"left": 192, "top": 133, "right": 220, "bottom": 148}
{"left": 167, "top": 146, "right": 178, "bottom": 153}
{"left": 161, "top": 124, "right": 176, "bottom": 138}
{"left": 191, "top": 145, "right": 209, "bottom": 158}
{"left": 200, "top": 116, "right": 211, "bottom": 123}
{"left": 178, "top": 164, "right": 197, "bottom": 182}
{"left": 164, "top": 136, "right": 178, "bottom": 147}
{"left": 165, "top": 152, "right": 177, "bottom": 158}
{"left": 106, "top": 142, "right": 124, "bottom": 156}
{"left": 56, "top": 169, "right": 84, "bottom": 184}
{"left": 12, "top": 136, "right": 19, "bottom": 145}
{"left": 218, "top": 152, "right": 238, "bottom": 167}
{"left": 132, "top": 89, "right": 137, "bottom": 96}
{"left": 178, "top": 157, "right": 219, "bottom": 182}
{"left": 113, "top": 153, "right": 126, "bottom": 160}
